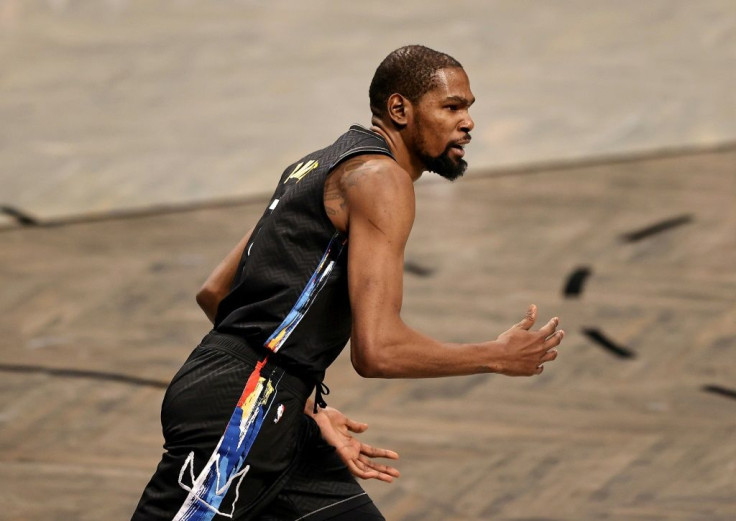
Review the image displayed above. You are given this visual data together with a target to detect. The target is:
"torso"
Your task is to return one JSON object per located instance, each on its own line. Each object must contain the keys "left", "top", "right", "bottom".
{"left": 214, "top": 126, "right": 395, "bottom": 380}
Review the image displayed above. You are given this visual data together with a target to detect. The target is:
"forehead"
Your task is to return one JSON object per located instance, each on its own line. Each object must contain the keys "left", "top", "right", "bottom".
{"left": 422, "top": 67, "right": 475, "bottom": 104}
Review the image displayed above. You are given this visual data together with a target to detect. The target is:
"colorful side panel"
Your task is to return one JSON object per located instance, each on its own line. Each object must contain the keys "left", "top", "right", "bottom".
{"left": 265, "top": 233, "right": 346, "bottom": 352}
{"left": 173, "top": 360, "right": 281, "bottom": 521}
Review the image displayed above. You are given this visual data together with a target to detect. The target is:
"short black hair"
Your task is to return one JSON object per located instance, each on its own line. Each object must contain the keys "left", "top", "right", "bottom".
{"left": 369, "top": 45, "right": 463, "bottom": 118}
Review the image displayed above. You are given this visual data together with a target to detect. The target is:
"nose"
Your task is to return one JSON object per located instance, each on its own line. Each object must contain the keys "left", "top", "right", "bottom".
{"left": 460, "top": 113, "right": 474, "bottom": 133}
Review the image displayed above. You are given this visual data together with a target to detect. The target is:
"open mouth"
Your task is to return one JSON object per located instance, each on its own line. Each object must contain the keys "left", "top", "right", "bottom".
{"left": 450, "top": 144, "right": 465, "bottom": 157}
{"left": 450, "top": 136, "right": 471, "bottom": 155}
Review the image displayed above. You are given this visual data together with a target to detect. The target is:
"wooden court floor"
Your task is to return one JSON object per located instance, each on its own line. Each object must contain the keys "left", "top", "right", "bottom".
{"left": 1, "top": 147, "right": 734, "bottom": 520}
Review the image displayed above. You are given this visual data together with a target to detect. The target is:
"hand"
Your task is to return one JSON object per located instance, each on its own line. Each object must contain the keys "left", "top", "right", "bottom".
{"left": 311, "top": 405, "right": 400, "bottom": 482}
{"left": 494, "top": 304, "right": 564, "bottom": 376}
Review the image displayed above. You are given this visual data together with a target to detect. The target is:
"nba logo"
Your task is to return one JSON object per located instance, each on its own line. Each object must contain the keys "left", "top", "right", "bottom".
{"left": 274, "top": 404, "right": 285, "bottom": 424}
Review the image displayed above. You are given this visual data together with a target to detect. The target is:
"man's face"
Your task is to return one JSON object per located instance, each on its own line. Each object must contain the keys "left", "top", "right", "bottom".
{"left": 411, "top": 67, "right": 475, "bottom": 181}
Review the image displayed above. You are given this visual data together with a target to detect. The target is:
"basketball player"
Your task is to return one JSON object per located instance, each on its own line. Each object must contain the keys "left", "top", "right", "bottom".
{"left": 132, "top": 45, "right": 564, "bottom": 521}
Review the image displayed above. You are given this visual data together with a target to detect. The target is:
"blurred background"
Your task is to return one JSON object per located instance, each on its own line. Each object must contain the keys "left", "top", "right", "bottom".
{"left": 1, "top": 1, "right": 734, "bottom": 520}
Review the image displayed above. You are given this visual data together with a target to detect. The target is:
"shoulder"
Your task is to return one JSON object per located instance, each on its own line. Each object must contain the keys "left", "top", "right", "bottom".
{"left": 335, "top": 154, "right": 415, "bottom": 238}
{"left": 338, "top": 155, "right": 414, "bottom": 208}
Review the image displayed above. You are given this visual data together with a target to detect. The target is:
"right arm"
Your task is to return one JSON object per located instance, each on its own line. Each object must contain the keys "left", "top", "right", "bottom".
{"left": 342, "top": 159, "right": 563, "bottom": 378}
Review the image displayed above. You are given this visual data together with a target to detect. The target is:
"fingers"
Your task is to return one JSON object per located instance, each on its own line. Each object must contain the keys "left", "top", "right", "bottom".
{"left": 338, "top": 442, "right": 401, "bottom": 482}
{"left": 346, "top": 456, "right": 400, "bottom": 482}
{"left": 540, "top": 347, "right": 559, "bottom": 364}
{"left": 538, "top": 315, "right": 559, "bottom": 335}
{"left": 356, "top": 466, "right": 396, "bottom": 483}
{"left": 360, "top": 442, "right": 399, "bottom": 460}
{"left": 544, "top": 329, "right": 565, "bottom": 349}
{"left": 536, "top": 334, "right": 563, "bottom": 373}
{"left": 346, "top": 459, "right": 377, "bottom": 480}
{"left": 345, "top": 418, "right": 368, "bottom": 433}
{"left": 514, "top": 304, "right": 537, "bottom": 330}
{"left": 358, "top": 454, "right": 401, "bottom": 480}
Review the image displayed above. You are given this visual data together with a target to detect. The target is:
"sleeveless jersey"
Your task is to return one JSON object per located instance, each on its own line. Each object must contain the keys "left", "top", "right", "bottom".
{"left": 214, "top": 125, "right": 395, "bottom": 382}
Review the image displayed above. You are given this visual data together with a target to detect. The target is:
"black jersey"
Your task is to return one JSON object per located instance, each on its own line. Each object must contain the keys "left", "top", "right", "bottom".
{"left": 214, "top": 125, "right": 395, "bottom": 381}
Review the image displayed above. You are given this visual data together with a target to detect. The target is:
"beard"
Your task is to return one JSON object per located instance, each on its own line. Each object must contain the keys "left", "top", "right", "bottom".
{"left": 419, "top": 146, "right": 467, "bottom": 181}
{"left": 413, "top": 117, "right": 469, "bottom": 181}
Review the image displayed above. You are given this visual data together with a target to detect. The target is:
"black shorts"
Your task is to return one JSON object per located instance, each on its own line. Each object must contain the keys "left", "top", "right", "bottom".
{"left": 131, "top": 332, "right": 384, "bottom": 521}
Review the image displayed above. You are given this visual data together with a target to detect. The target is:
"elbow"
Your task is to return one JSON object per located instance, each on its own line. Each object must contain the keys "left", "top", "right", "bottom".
{"left": 352, "top": 359, "right": 381, "bottom": 379}
{"left": 196, "top": 285, "right": 221, "bottom": 314}
{"left": 195, "top": 287, "right": 211, "bottom": 310}
{"left": 350, "top": 340, "right": 392, "bottom": 378}
{"left": 352, "top": 359, "right": 385, "bottom": 379}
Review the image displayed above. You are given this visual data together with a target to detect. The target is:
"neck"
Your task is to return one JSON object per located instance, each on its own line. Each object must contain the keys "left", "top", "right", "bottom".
{"left": 369, "top": 116, "right": 424, "bottom": 182}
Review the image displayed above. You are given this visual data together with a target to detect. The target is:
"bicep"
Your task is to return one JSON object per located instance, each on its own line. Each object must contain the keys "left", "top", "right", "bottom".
{"left": 347, "top": 210, "right": 406, "bottom": 322}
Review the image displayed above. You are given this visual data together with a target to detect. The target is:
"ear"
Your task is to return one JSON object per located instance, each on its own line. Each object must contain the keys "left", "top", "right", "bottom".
{"left": 387, "top": 93, "right": 411, "bottom": 127}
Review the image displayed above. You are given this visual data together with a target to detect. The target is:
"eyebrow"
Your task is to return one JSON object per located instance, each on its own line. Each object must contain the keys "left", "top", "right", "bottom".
{"left": 445, "top": 95, "right": 476, "bottom": 106}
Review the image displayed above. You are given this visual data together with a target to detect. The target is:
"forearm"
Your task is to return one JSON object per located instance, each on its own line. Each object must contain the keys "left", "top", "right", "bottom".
{"left": 352, "top": 305, "right": 562, "bottom": 379}
{"left": 197, "top": 226, "right": 254, "bottom": 323}
{"left": 351, "top": 318, "right": 501, "bottom": 378}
